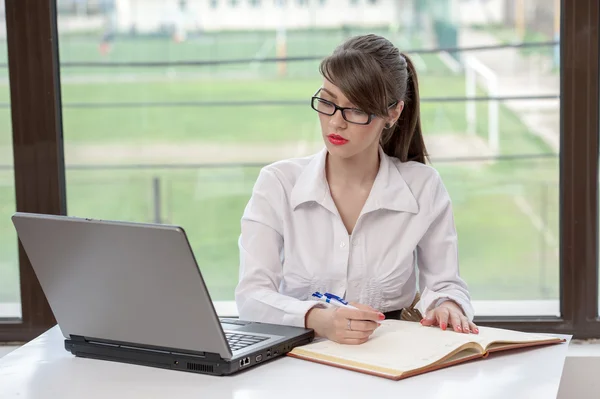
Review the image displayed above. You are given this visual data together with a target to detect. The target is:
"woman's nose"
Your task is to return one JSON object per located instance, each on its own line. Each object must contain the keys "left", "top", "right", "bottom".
{"left": 329, "top": 109, "right": 347, "bottom": 129}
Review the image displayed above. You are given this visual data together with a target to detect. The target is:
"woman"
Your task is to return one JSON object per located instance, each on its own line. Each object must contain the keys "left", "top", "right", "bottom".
{"left": 235, "top": 34, "right": 477, "bottom": 345}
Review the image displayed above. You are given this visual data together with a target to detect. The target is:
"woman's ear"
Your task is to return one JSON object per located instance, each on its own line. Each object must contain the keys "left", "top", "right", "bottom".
{"left": 387, "top": 101, "right": 404, "bottom": 127}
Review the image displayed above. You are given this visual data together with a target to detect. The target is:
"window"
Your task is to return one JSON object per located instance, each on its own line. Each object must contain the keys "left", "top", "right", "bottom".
{"left": 210, "top": 0, "right": 218, "bottom": 8}
{"left": 0, "top": 0, "right": 62, "bottom": 341}
{"left": 1, "top": 0, "right": 599, "bottom": 342}
{"left": 53, "top": 1, "right": 565, "bottom": 316}
{"left": 402, "top": 1, "right": 562, "bottom": 316}
{"left": 0, "top": 5, "right": 19, "bottom": 320}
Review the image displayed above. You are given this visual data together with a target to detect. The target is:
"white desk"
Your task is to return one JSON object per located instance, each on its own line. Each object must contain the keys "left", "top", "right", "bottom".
{"left": 0, "top": 326, "right": 571, "bottom": 399}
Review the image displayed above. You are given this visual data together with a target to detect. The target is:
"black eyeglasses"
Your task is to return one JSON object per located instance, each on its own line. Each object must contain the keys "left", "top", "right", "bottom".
{"left": 310, "top": 89, "right": 398, "bottom": 125}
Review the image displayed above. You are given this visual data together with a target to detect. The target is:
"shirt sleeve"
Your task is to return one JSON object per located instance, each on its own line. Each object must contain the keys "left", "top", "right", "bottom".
{"left": 414, "top": 172, "right": 475, "bottom": 321}
{"left": 235, "top": 167, "right": 324, "bottom": 327}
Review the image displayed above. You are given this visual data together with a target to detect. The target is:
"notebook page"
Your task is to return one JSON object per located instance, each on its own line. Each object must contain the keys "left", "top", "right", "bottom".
{"left": 292, "top": 320, "right": 479, "bottom": 373}
{"left": 469, "top": 325, "right": 560, "bottom": 350}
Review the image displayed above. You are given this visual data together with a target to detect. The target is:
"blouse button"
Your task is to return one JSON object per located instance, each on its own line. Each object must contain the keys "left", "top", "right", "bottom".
{"left": 340, "top": 241, "right": 346, "bottom": 248}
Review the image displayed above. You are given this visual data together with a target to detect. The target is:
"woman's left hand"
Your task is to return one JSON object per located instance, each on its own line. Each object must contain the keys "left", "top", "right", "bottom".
{"left": 420, "top": 300, "right": 479, "bottom": 334}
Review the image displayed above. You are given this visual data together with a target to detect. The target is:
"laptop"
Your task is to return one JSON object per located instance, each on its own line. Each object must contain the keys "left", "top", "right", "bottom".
{"left": 11, "top": 212, "right": 314, "bottom": 375}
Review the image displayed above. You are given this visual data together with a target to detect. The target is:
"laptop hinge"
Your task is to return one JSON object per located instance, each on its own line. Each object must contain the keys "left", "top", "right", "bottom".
{"left": 69, "top": 335, "right": 210, "bottom": 359}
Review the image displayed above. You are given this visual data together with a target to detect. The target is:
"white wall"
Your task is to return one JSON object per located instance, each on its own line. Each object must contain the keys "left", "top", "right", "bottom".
{"left": 558, "top": 356, "right": 600, "bottom": 398}
{"left": 452, "top": 0, "right": 506, "bottom": 26}
{"left": 114, "top": 0, "right": 399, "bottom": 33}
{"left": 53, "top": 0, "right": 510, "bottom": 35}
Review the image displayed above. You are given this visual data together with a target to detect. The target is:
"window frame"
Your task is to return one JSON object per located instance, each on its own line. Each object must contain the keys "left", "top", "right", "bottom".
{"left": 0, "top": 0, "right": 65, "bottom": 342}
{"left": 474, "top": 0, "right": 600, "bottom": 338}
{"left": 1, "top": 0, "right": 599, "bottom": 342}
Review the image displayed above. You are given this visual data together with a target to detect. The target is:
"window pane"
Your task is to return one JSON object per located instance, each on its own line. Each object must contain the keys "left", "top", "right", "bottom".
{"left": 57, "top": 1, "right": 560, "bottom": 315}
{"left": 0, "top": 2, "right": 20, "bottom": 319}
{"left": 424, "top": 0, "right": 560, "bottom": 316}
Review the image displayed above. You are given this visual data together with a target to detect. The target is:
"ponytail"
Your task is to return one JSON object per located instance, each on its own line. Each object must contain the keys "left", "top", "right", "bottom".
{"left": 381, "top": 53, "right": 429, "bottom": 164}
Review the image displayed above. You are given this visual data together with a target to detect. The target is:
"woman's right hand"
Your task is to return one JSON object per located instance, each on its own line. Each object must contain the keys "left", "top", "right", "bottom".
{"left": 305, "top": 304, "right": 385, "bottom": 345}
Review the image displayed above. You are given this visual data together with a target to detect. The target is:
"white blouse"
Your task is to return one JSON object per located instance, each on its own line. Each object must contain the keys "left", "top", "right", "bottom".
{"left": 235, "top": 146, "right": 474, "bottom": 328}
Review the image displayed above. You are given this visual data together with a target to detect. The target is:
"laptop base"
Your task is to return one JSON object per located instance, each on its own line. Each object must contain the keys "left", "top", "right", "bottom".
{"left": 65, "top": 332, "right": 314, "bottom": 376}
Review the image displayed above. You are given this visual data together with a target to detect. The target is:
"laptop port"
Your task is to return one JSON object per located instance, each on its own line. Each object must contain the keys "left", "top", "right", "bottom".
{"left": 266, "top": 350, "right": 271, "bottom": 358}
{"left": 255, "top": 354, "right": 262, "bottom": 362}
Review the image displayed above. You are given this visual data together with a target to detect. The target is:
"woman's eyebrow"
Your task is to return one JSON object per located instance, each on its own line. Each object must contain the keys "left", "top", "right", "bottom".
{"left": 320, "top": 88, "right": 361, "bottom": 109}
{"left": 320, "top": 88, "right": 337, "bottom": 99}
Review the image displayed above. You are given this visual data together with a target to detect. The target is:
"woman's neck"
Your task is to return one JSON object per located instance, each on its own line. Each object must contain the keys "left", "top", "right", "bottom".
{"left": 326, "top": 146, "right": 380, "bottom": 189}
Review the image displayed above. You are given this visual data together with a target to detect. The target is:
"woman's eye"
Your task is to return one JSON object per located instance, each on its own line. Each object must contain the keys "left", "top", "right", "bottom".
{"left": 349, "top": 109, "right": 367, "bottom": 116}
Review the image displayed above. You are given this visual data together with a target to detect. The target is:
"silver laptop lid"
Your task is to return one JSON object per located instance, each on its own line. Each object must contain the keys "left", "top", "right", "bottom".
{"left": 11, "top": 212, "right": 232, "bottom": 360}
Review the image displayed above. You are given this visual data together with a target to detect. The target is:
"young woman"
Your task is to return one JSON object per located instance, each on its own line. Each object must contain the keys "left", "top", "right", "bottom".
{"left": 235, "top": 34, "right": 477, "bottom": 345}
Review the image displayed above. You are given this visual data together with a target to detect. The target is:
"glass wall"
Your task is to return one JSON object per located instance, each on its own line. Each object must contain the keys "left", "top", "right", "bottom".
{"left": 56, "top": 0, "right": 560, "bottom": 312}
{"left": 0, "top": 2, "right": 20, "bottom": 319}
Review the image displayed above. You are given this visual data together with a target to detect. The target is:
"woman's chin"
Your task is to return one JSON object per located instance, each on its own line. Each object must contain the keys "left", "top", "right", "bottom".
{"left": 325, "top": 143, "right": 353, "bottom": 157}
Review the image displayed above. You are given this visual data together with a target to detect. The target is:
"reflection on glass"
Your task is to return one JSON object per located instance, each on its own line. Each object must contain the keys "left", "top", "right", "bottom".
{"left": 58, "top": 1, "right": 559, "bottom": 314}
{"left": 0, "top": 2, "right": 20, "bottom": 318}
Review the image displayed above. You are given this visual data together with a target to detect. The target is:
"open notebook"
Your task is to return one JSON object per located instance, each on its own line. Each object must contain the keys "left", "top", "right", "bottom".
{"left": 288, "top": 320, "right": 565, "bottom": 380}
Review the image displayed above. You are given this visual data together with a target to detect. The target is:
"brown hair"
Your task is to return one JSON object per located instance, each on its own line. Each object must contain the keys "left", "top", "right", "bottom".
{"left": 319, "top": 34, "right": 428, "bottom": 164}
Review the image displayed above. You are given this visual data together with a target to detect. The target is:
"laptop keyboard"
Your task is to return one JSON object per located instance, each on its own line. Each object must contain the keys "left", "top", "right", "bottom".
{"left": 225, "top": 332, "right": 269, "bottom": 352}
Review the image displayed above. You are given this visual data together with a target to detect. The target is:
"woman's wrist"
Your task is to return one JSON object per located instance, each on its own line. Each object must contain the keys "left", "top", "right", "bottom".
{"left": 305, "top": 307, "right": 327, "bottom": 334}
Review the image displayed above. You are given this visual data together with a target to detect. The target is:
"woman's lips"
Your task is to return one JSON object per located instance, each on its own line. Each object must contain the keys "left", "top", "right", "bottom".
{"left": 327, "top": 134, "right": 349, "bottom": 145}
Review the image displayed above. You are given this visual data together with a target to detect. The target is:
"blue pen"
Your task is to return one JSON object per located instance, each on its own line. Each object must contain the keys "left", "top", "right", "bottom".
{"left": 312, "top": 291, "right": 358, "bottom": 309}
{"left": 323, "top": 292, "right": 352, "bottom": 305}
{"left": 312, "top": 292, "right": 383, "bottom": 324}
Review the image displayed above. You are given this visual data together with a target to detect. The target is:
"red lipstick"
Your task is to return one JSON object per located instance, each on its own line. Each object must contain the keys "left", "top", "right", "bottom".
{"left": 327, "top": 134, "right": 349, "bottom": 146}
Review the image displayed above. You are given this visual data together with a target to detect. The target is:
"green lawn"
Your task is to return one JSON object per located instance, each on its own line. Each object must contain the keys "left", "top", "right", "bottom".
{"left": 0, "top": 157, "right": 560, "bottom": 304}
{"left": 0, "top": 76, "right": 543, "bottom": 148}
{"left": 54, "top": 158, "right": 557, "bottom": 303}
{"left": 0, "top": 28, "right": 561, "bottom": 305}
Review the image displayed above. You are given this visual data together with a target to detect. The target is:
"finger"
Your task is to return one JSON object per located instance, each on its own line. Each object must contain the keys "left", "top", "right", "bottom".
{"left": 332, "top": 329, "right": 371, "bottom": 344}
{"left": 337, "top": 307, "right": 385, "bottom": 323}
{"left": 461, "top": 317, "right": 471, "bottom": 334}
{"left": 332, "top": 314, "right": 378, "bottom": 333}
{"left": 344, "top": 319, "right": 379, "bottom": 332}
{"left": 436, "top": 308, "right": 450, "bottom": 330}
{"left": 450, "top": 311, "right": 462, "bottom": 333}
{"left": 469, "top": 321, "right": 479, "bottom": 334}
{"left": 349, "top": 302, "right": 379, "bottom": 313}
{"left": 420, "top": 310, "right": 437, "bottom": 326}
{"left": 342, "top": 329, "right": 373, "bottom": 340}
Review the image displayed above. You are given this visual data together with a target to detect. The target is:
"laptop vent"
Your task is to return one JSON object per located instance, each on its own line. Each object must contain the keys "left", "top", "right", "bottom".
{"left": 186, "top": 362, "right": 214, "bottom": 373}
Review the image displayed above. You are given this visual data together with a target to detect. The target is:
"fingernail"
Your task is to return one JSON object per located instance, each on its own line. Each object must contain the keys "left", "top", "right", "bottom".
{"left": 378, "top": 313, "right": 385, "bottom": 320}
{"left": 441, "top": 323, "right": 447, "bottom": 330}
{"left": 456, "top": 325, "right": 462, "bottom": 331}
{"left": 474, "top": 328, "right": 479, "bottom": 334}
{"left": 465, "top": 328, "right": 470, "bottom": 333}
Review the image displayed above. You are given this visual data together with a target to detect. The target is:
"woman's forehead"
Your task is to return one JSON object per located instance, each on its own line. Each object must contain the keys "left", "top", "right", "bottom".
{"left": 321, "top": 79, "right": 353, "bottom": 105}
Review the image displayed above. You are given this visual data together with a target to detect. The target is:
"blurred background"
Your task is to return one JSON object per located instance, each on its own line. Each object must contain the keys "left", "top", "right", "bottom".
{"left": 0, "top": 0, "right": 562, "bottom": 316}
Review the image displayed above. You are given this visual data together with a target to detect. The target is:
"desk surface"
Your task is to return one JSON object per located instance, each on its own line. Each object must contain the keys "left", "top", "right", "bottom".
{"left": 0, "top": 326, "right": 570, "bottom": 399}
